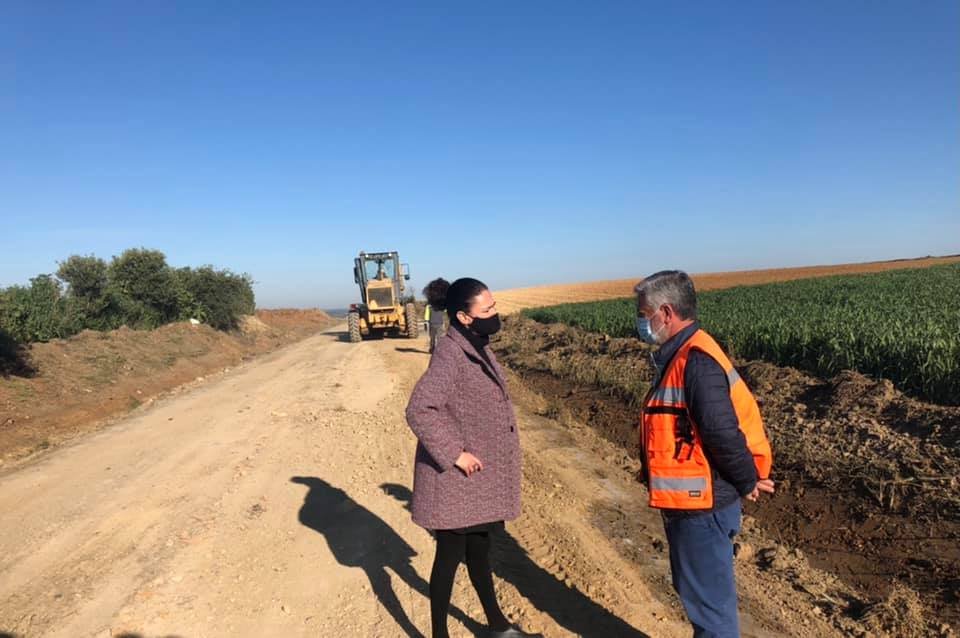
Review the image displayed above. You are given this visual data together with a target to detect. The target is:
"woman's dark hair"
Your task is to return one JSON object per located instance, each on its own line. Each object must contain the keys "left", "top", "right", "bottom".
{"left": 422, "top": 277, "right": 488, "bottom": 322}
{"left": 423, "top": 278, "right": 451, "bottom": 310}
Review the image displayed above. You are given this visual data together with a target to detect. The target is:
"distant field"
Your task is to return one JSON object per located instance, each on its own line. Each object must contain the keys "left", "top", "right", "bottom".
{"left": 524, "top": 263, "right": 960, "bottom": 404}
{"left": 495, "top": 255, "right": 960, "bottom": 314}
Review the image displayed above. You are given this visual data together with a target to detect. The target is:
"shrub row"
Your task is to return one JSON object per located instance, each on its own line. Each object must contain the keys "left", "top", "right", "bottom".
{"left": 0, "top": 248, "right": 255, "bottom": 344}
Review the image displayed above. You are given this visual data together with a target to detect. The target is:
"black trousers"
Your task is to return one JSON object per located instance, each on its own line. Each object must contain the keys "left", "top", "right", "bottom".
{"left": 430, "top": 526, "right": 509, "bottom": 638}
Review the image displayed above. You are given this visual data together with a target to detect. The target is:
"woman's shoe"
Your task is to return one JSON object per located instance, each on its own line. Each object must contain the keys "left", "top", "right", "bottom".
{"left": 479, "top": 630, "right": 543, "bottom": 638}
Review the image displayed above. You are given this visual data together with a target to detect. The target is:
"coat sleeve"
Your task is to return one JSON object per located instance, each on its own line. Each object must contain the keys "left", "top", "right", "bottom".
{"left": 405, "top": 340, "right": 465, "bottom": 471}
{"left": 685, "top": 351, "right": 758, "bottom": 496}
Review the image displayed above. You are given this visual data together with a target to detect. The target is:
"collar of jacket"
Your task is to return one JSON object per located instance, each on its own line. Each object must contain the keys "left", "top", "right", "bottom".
{"left": 446, "top": 324, "right": 506, "bottom": 390}
{"left": 651, "top": 320, "right": 701, "bottom": 381}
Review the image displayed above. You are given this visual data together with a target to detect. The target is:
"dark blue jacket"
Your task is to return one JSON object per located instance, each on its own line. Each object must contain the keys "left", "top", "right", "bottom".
{"left": 650, "top": 322, "right": 758, "bottom": 513}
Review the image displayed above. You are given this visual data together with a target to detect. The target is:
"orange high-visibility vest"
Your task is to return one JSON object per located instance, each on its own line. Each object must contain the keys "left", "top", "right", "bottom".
{"left": 640, "top": 329, "right": 772, "bottom": 510}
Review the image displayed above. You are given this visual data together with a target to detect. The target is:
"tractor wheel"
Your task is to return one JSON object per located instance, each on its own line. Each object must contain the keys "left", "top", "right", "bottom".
{"left": 405, "top": 303, "right": 419, "bottom": 339}
{"left": 347, "top": 312, "right": 362, "bottom": 343}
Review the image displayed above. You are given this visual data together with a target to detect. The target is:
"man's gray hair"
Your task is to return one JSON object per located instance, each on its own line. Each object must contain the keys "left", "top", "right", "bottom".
{"left": 634, "top": 270, "right": 698, "bottom": 320}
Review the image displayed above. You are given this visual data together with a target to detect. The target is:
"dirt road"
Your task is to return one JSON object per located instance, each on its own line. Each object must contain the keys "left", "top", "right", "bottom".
{"left": 0, "top": 326, "right": 862, "bottom": 637}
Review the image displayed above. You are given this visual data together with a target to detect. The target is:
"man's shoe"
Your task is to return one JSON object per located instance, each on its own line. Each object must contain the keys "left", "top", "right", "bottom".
{"left": 480, "top": 630, "right": 543, "bottom": 638}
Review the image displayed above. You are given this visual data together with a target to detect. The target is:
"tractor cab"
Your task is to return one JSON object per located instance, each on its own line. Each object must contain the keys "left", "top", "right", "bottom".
{"left": 349, "top": 251, "right": 417, "bottom": 343}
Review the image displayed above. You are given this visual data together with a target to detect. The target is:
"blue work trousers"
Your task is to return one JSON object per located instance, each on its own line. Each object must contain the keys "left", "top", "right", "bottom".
{"left": 662, "top": 499, "right": 742, "bottom": 638}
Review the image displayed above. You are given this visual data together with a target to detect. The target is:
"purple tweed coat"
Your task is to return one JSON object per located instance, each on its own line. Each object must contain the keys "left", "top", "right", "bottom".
{"left": 405, "top": 326, "right": 522, "bottom": 530}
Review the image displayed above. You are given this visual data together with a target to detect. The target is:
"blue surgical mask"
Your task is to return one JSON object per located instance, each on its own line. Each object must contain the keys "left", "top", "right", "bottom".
{"left": 637, "top": 310, "right": 668, "bottom": 345}
{"left": 636, "top": 316, "right": 658, "bottom": 344}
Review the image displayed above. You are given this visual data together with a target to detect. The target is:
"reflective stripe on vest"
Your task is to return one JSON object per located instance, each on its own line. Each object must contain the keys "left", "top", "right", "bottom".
{"left": 727, "top": 368, "right": 742, "bottom": 387}
{"left": 649, "top": 386, "right": 685, "bottom": 406}
{"left": 641, "top": 329, "right": 773, "bottom": 510}
{"left": 649, "top": 476, "right": 708, "bottom": 492}
{"left": 650, "top": 369, "right": 740, "bottom": 407}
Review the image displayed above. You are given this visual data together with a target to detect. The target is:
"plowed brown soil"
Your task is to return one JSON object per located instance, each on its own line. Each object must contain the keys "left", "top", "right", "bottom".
{"left": 493, "top": 314, "right": 960, "bottom": 636}
{"left": 0, "top": 309, "right": 336, "bottom": 466}
{"left": 494, "top": 255, "right": 960, "bottom": 314}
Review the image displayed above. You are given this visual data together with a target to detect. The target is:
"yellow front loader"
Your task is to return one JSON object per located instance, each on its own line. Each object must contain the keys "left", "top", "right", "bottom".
{"left": 347, "top": 251, "right": 419, "bottom": 343}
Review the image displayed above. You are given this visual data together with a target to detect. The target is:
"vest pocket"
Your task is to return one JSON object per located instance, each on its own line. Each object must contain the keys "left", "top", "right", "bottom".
{"left": 645, "top": 421, "right": 680, "bottom": 454}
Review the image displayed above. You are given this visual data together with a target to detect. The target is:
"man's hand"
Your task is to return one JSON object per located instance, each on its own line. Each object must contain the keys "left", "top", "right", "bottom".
{"left": 745, "top": 478, "right": 775, "bottom": 502}
{"left": 455, "top": 452, "right": 484, "bottom": 476}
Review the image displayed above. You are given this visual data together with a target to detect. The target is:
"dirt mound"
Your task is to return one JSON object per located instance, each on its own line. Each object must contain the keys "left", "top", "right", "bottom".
{"left": 0, "top": 311, "right": 338, "bottom": 466}
{"left": 858, "top": 584, "right": 952, "bottom": 638}
{"left": 829, "top": 370, "right": 899, "bottom": 413}
{"left": 494, "top": 314, "right": 960, "bottom": 630}
{"left": 492, "top": 313, "right": 653, "bottom": 406}
{"left": 239, "top": 315, "right": 273, "bottom": 335}
{"left": 738, "top": 361, "right": 960, "bottom": 509}
{"left": 255, "top": 308, "right": 332, "bottom": 333}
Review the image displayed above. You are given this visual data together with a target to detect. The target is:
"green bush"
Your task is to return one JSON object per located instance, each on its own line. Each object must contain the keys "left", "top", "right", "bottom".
{"left": 0, "top": 248, "right": 257, "bottom": 345}
{"left": 106, "top": 248, "right": 180, "bottom": 329}
{"left": 57, "top": 255, "right": 108, "bottom": 301}
{"left": 56, "top": 255, "right": 116, "bottom": 333}
{"left": 175, "top": 266, "right": 256, "bottom": 330}
{"left": 0, "top": 275, "right": 66, "bottom": 342}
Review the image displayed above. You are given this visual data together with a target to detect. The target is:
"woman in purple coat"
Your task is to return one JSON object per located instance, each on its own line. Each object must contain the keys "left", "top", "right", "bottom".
{"left": 406, "top": 278, "right": 541, "bottom": 638}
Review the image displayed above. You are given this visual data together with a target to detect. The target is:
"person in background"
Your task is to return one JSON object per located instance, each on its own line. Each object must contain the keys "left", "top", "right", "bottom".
{"left": 635, "top": 270, "right": 775, "bottom": 638}
{"left": 406, "top": 277, "right": 541, "bottom": 638}
{"left": 423, "top": 280, "right": 448, "bottom": 354}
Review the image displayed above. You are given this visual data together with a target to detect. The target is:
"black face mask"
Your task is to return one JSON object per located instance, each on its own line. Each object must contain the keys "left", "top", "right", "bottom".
{"left": 468, "top": 313, "right": 501, "bottom": 337}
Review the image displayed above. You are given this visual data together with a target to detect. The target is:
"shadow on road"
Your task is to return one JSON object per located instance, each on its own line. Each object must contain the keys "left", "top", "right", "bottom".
{"left": 395, "top": 347, "right": 431, "bottom": 355}
{"left": 381, "top": 482, "right": 651, "bottom": 638}
{"left": 333, "top": 330, "right": 404, "bottom": 343}
{"left": 0, "top": 329, "right": 36, "bottom": 378}
{"left": 290, "top": 477, "right": 484, "bottom": 638}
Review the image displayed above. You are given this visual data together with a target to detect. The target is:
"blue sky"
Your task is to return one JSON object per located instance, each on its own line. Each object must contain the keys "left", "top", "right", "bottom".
{"left": 2, "top": 2, "right": 957, "bottom": 308}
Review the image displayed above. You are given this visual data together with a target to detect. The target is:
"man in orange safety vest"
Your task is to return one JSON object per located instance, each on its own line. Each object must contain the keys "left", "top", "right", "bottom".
{"left": 635, "top": 270, "right": 775, "bottom": 638}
